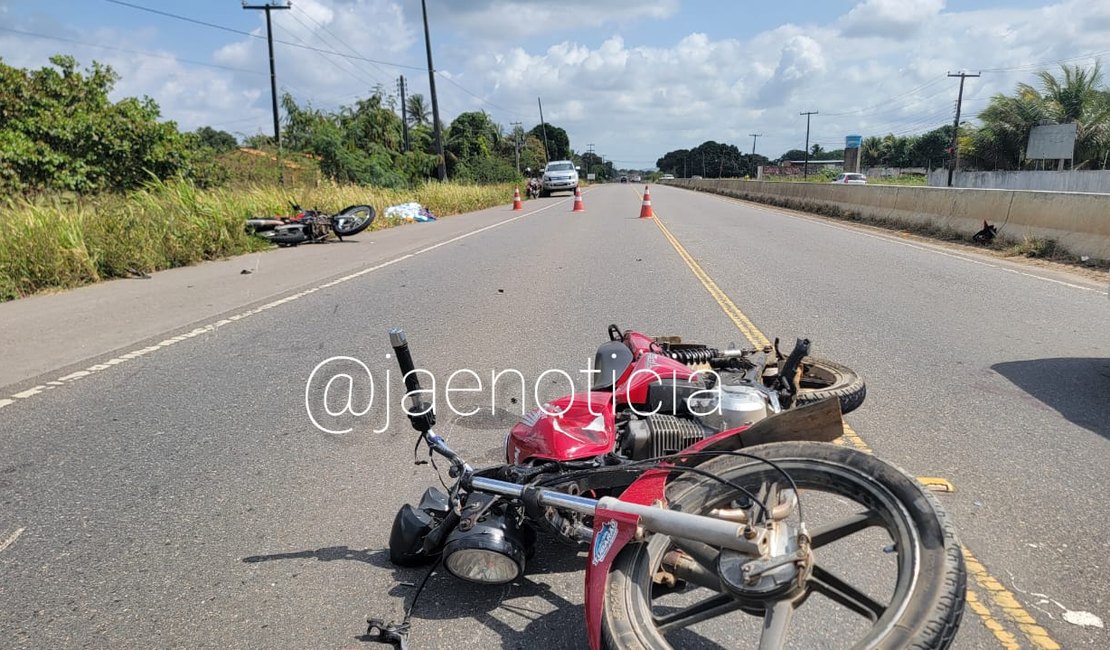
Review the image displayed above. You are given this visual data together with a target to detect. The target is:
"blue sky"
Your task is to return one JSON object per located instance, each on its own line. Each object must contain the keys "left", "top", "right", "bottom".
{"left": 2, "top": 0, "right": 1107, "bottom": 168}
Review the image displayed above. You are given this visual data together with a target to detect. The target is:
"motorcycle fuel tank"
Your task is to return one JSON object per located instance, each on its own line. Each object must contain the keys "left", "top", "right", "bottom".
{"left": 619, "top": 352, "right": 700, "bottom": 405}
{"left": 506, "top": 391, "right": 616, "bottom": 464}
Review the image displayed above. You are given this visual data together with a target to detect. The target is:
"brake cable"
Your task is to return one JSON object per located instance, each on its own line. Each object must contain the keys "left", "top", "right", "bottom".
{"left": 365, "top": 557, "right": 442, "bottom": 650}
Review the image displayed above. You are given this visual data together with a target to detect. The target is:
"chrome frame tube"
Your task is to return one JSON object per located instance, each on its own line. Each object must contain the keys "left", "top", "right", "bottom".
{"left": 599, "top": 497, "right": 762, "bottom": 555}
{"left": 468, "top": 477, "right": 762, "bottom": 555}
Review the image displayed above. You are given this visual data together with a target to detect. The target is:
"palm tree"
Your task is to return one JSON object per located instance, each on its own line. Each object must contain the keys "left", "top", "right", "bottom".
{"left": 861, "top": 136, "right": 883, "bottom": 167}
{"left": 406, "top": 93, "right": 431, "bottom": 128}
{"left": 968, "top": 63, "right": 1110, "bottom": 169}
{"left": 1039, "top": 62, "right": 1102, "bottom": 122}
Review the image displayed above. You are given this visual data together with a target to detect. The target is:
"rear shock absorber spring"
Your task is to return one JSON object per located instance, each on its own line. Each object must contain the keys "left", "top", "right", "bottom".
{"left": 665, "top": 347, "right": 719, "bottom": 365}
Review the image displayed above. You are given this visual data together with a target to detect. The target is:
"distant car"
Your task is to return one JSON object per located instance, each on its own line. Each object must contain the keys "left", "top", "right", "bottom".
{"left": 540, "top": 160, "right": 579, "bottom": 196}
{"left": 691, "top": 175, "right": 703, "bottom": 180}
{"left": 631, "top": 175, "right": 641, "bottom": 182}
{"left": 620, "top": 175, "right": 628, "bottom": 183}
{"left": 661, "top": 174, "right": 675, "bottom": 180}
{"left": 831, "top": 173, "right": 868, "bottom": 184}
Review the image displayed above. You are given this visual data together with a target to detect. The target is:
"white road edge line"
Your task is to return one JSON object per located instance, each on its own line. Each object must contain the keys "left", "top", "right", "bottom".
{"left": 699, "top": 190, "right": 1109, "bottom": 296}
{"left": 0, "top": 202, "right": 564, "bottom": 412}
{"left": 0, "top": 527, "right": 25, "bottom": 554}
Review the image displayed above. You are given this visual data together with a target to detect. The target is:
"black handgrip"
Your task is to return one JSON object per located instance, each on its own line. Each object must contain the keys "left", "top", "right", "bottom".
{"left": 390, "top": 328, "right": 422, "bottom": 394}
{"left": 389, "top": 328, "right": 435, "bottom": 432}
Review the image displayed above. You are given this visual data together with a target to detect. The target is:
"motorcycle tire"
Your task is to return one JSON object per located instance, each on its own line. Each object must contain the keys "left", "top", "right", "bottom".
{"left": 794, "top": 356, "right": 866, "bottom": 415}
{"left": 600, "top": 442, "right": 966, "bottom": 650}
{"left": 332, "top": 204, "right": 376, "bottom": 237}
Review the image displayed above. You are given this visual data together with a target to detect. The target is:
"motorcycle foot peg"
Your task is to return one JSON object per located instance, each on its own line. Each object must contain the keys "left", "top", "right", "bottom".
{"left": 364, "top": 618, "right": 410, "bottom": 650}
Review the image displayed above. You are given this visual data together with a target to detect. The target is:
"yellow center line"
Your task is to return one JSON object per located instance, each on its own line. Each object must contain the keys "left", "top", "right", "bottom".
{"left": 651, "top": 213, "right": 864, "bottom": 444}
{"left": 967, "top": 587, "right": 1023, "bottom": 649}
{"left": 644, "top": 193, "right": 1060, "bottom": 650}
{"left": 964, "top": 546, "right": 1062, "bottom": 650}
{"left": 651, "top": 216, "right": 770, "bottom": 349}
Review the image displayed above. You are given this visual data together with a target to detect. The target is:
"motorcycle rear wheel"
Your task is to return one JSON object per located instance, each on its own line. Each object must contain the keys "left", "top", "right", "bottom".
{"left": 601, "top": 442, "right": 965, "bottom": 650}
{"left": 794, "top": 357, "right": 866, "bottom": 415}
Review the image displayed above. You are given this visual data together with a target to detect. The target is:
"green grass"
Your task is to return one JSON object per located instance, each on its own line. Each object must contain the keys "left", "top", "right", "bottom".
{"left": 0, "top": 179, "right": 517, "bottom": 302}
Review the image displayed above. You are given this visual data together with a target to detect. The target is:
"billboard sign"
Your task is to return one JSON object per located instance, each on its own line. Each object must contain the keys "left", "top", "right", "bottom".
{"left": 1026, "top": 123, "right": 1077, "bottom": 160}
{"left": 845, "top": 135, "right": 862, "bottom": 149}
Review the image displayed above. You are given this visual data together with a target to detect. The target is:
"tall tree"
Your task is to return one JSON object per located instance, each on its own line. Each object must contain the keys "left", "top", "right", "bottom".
{"left": 406, "top": 93, "right": 431, "bottom": 128}
{"left": 528, "top": 123, "right": 570, "bottom": 161}
{"left": 0, "top": 55, "right": 187, "bottom": 193}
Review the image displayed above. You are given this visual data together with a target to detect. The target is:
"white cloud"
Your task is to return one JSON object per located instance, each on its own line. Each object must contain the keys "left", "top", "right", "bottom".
{"left": 425, "top": 0, "right": 680, "bottom": 40}
{"left": 840, "top": 0, "right": 946, "bottom": 38}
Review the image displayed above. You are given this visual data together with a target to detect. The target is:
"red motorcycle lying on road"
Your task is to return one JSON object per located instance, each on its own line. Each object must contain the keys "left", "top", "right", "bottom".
{"left": 368, "top": 326, "right": 966, "bottom": 650}
{"left": 245, "top": 203, "right": 375, "bottom": 247}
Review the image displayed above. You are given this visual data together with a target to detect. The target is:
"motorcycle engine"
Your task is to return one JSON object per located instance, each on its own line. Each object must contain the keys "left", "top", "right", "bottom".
{"left": 622, "top": 372, "right": 781, "bottom": 461}
{"left": 622, "top": 414, "right": 713, "bottom": 460}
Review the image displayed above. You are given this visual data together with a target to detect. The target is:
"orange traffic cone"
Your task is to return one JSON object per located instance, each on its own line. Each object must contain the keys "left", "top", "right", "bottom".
{"left": 572, "top": 187, "right": 585, "bottom": 212}
{"left": 512, "top": 188, "right": 523, "bottom": 210}
{"left": 639, "top": 186, "right": 654, "bottom": 219}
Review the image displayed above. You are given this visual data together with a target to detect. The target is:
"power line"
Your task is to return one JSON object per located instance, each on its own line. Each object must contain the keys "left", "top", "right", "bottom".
{"left": 103, "top": 0, "right": 426, "bottom": 71}
{"left": 822, "top": 75, "right": 947, "bottom": 117}
{"left": 281, "top": 11, "right": 382, "bottom": 90}
{"left": 0, "top": 26, "right": 263, "bottom": 76}
{"left": 434, "top": 72, "right": 526, "bottom": 118}
{"left": 290, "top": 4, "right": 391, "bottom": 85}
{"left": 981, "top": 48, "right": 1110, "bottom": 73}
{"left": 104, "top": 0, "right": 532, "bottom": 125}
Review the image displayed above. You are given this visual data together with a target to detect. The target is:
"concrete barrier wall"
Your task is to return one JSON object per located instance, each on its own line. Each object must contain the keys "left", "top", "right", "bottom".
{"left": 927, "top": 169, "right": 1110, "bottom": 193}
{"left": 670, "top": 179, "right": 1110, "bottom": 260}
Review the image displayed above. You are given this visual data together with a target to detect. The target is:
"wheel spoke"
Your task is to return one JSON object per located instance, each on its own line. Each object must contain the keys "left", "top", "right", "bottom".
{"left": 809, "top": 565, "right": 886, "bottom": 621}
{"left": 758, "top": 599, "right": 795, "bottom": 650}
{"left": 809, "top": 510, "right": 881, "bottom": 549}
{"left": 654, "top": 592, "right": 742, "bottom": 633}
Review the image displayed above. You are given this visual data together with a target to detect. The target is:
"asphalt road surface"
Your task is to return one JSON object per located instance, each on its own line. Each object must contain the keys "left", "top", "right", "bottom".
{"left": 1, "top": 184, "right": 1108, "bottom": 649}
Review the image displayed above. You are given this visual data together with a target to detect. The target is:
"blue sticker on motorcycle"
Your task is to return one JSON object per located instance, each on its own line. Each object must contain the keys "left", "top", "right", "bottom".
{"left": 592, "top": 520, "right": 618, "bottom": 566}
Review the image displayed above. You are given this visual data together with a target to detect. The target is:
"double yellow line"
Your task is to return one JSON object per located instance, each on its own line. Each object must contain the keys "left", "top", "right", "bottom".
{"left": 644, "top": 195, "right": 1059, "bottom": 650}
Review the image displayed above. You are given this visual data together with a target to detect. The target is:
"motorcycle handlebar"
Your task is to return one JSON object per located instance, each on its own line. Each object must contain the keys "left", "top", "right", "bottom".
{"left": 389, "top": 328, "right": 422, "bottom": 394}
{"left": 389, "top": 328, "right": 436, "bottom": 433}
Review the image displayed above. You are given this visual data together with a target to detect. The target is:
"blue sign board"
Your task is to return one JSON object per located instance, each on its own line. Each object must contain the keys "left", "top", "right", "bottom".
{"left": 845, "top": 135, "right": 863, "bottom": 149}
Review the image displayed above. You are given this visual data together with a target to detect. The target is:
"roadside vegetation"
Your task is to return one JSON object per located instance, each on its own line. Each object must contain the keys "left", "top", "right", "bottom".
{"left": 0, "top": 179, "right": 515, "bottom": 302}
{"left": 0, "top": 56, "right": 543, "bottom": 301}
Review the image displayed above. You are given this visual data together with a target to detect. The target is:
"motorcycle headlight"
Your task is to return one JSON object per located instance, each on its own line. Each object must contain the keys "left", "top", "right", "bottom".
{"left": 442, "top": 515, "right": 528, "bottom": 584}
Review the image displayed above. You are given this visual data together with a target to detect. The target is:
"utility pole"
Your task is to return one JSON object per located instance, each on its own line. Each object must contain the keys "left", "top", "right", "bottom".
{"left": 800, "top": 111, "right": 818, "bottom": 180}
{"left": 398, "top": 75, "right": 409, "bottom": 152}
{"left": 420, "top": 0, "right": 446, "bottom": 180}
{"left": 537, "top": 97, "right": 551, "bottom": 162}
{"left": 242, "top": 1, "right": 290, "bottom": 185}
{"left": 946, "top": 71, "right": 980, "bottom": 187}
{"left": 749, "top": 133, "right": 763, "bottom": 178}
{"left": 510, "top": 121, "right": 522, "bottom": 174}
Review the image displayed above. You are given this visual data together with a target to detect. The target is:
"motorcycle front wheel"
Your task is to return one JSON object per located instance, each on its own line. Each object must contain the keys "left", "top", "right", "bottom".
{"left": 332, "top": 204, "right": 376, "bottom": 236}
{"left": 601, "top": 442, "right": 965, "bottom": 650}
